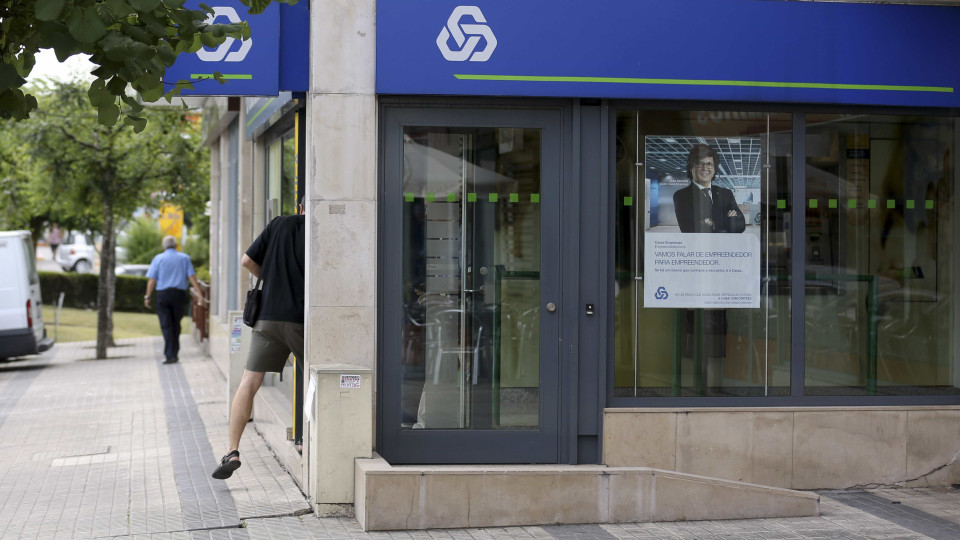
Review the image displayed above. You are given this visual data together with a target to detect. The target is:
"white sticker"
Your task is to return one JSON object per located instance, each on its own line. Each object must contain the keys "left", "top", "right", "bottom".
{"left": 230, "top": 315, "right": 244, "bottom": 353}
{"left": 339, "top": 374, "right": 361, "bottom": 389}
{"left": 304, "top": 374, "right": 317, "bottom": 422}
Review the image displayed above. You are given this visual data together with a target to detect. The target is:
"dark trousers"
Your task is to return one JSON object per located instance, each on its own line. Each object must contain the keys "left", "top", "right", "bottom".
{"left": 156, "top": 289, "right": 187, "bottom": 361}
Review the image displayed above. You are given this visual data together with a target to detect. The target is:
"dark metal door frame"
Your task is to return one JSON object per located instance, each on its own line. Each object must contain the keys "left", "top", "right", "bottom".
{"left": 378, "top": 105, "right": 567, "bottom": 464}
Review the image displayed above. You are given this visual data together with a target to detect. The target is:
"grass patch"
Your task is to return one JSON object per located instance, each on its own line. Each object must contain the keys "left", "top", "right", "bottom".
{"left": 42, "top": 306, "right": 189, "bottom": 343}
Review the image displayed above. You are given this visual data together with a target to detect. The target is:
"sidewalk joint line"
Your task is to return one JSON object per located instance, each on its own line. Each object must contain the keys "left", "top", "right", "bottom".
{"left": 240, "top": 508, "right": 314, "bottom": 520}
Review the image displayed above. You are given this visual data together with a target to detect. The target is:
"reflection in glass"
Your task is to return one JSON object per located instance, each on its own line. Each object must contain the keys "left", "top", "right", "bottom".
{"left": 614, "top": 110, "right": 793, "bottom": 397}
{"left": 805, "top": 114, "right": 959, "bottom": 395}
{"left": 266, "top": 130, "right": 297, "bottom": 219}
{"left": 400, "top": 127, "right": 542, "bottom": 429}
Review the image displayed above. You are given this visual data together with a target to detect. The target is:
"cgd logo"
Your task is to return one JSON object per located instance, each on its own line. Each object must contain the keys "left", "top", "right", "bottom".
{"left": 436, "top": 6, "right": 497, "bottom": 62}
{"left": 654, "top": 287, "right": 669, "bottom": 300}
{"left": 196, "top": 6, "right": 252, "bottom": 62}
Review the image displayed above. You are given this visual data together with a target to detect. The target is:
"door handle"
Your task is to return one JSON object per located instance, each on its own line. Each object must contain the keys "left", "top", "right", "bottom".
{"left": 546, "top": 302, "right": 557, "bottom": 312}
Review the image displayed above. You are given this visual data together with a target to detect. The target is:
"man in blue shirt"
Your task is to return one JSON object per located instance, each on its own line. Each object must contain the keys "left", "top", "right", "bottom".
{"left": 144, "top": 235, "right": 204, "bottom": 364}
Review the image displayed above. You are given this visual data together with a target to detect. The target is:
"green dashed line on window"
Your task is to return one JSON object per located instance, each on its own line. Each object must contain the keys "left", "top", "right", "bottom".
{"left": 447, "top": 193, "right": 457, "bottom": 202}
{"left": 809, "top": 199, "right": 818, "bottom": 209}
{"left": 425, "top": 192, "right": 435, "bottom": 203}
{"left": 531, "top": 194, "right": 540, "bottom": 203}
{"left": 777, "top": 200, "right": 786, "bottom": 209}
{"left": 906, "top": 200, "right": 915, "bottom": 209}
{"left": 489, "top": 193, "right": 498, "bottom": 202}
{"left": 467, "top": 193, "right": 477, "bottom": 203}
{"left": 868, "top": 199, "right": 877, "bottom": 209}
{"left": 404, "top": 193, "right": 414, "bottom": 202}
{"left": 828, "top": 199, "right": 837, "bottom": 209}
{"left": 848, "top": 199, "right": 857, "bottom": 209}
{"left": 926, "top": 200, "right": 934, "bottom": 209}
{"left": 888, "top": 199, "right": 896, "bottom": 209}
{"left": 509, "top": 193, "right": 519, "bottom": 203}
{"left": 624, "top": 196, "right": 633, "bottom": 207}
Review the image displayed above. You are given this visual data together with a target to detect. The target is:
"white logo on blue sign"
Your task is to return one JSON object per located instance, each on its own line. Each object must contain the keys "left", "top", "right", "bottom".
{"left": 436, "top": 6, "right": 497, "bottom": 62}
{"left": 196, "top": 6, "right": 252, "bottom": 63}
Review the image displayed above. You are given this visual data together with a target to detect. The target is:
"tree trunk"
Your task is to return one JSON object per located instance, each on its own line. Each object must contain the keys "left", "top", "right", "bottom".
{"left": 95, "top": 205, "right": 116, "bottom": 359}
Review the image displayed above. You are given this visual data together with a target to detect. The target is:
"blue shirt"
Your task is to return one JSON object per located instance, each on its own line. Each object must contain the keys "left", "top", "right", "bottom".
{"left": 146, "top": 248, "right": 196, "bottom": 291}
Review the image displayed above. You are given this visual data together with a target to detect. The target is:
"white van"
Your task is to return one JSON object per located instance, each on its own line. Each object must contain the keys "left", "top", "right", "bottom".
{"left": 0, "top": 231, "right": 54, "bottom": 360}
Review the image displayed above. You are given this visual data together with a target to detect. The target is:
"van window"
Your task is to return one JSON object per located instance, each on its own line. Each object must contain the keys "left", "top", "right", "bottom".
{"left": 21, "top": 236, "right": 38, "bottom": 285}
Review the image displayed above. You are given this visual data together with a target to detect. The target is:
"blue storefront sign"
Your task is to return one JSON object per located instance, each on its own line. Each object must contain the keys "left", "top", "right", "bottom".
{"left": 166, "top": 0, "right": 308, "bottom": 96}
{"left": 377, "top": 0, "right": 960, "bottom": 108}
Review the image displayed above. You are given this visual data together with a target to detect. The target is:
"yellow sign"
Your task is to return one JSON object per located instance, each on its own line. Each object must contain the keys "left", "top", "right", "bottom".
{"left": 158, "top": 204, "right": 184, "bottom": 249}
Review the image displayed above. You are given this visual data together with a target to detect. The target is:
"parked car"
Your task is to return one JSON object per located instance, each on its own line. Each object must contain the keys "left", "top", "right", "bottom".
{"left": 55, "top": 231, "right": 97, "bottom": 273}
{"left": 115, "top": 264, "right": 150, "bottom": 276}
{"left": 0, "top": 231, "right": 54, "bottom": 360}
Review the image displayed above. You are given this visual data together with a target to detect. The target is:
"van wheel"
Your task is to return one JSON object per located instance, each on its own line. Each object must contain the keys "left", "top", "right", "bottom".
{"left": 74, "top": 259, "right": 92, "bottom": 273}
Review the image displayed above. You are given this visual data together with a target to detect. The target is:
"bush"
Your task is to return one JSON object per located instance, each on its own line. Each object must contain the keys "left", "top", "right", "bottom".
{"left": 40, "top": 271, "right": 153, "bottom": 313}
{"left": 121, "top": 218, "right": 163, "bottom": 264}
{"left": 183, "top": 235, "right": 209, "bottom": 269}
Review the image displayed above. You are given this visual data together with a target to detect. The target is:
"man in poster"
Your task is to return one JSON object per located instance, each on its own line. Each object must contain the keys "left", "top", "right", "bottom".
{"left": 673, "top": 144, "right": 746, "bottom": 234}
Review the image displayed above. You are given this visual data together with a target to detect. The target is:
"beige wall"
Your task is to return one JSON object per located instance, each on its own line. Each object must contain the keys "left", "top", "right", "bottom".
{"left": 604, "top": 407, "right": 960, "bottom": 490}
{"left": 302, "top": 0, "right": 378, "bottom": 496}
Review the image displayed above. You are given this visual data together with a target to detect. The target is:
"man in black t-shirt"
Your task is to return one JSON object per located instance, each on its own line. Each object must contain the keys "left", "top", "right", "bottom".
{"left": 213, "top": 199, "right": 305, "bottom": 480}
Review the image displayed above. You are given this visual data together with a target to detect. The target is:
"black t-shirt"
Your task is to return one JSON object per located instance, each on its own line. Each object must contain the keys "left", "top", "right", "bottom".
{"left": 245, "top": 215, "right": 305, "bottom": 324}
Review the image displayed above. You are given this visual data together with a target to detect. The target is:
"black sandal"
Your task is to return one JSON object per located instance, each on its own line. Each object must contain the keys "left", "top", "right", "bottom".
{"left": 212, "top": 450, "right": 241, "bottom": 479}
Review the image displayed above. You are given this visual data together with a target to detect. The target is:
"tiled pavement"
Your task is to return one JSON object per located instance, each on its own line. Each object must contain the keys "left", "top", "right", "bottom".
{"left": 1, "top": 336, "right": 959, "bottom": 539}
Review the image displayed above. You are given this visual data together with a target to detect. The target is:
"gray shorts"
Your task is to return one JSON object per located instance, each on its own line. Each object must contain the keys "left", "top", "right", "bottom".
{"left": 246, "top": 320, "right": 305, "bottom": 373}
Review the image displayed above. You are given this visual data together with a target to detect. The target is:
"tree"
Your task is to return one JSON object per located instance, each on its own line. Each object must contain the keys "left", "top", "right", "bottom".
{"left": 25, "top": 80, "right": 209, "bottom": 359}
{"left": 0, "top": 0, "right": 281, "bottom": 130}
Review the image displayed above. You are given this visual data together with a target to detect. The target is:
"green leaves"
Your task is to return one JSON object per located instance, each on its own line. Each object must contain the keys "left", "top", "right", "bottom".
{"left": 3, "top": 0, "right": 266, "bottom": 129}
{"left": 67, "top": 7, "right": 108, "bottom": 43}
{"left": 35, "top": 0, "right": 67, "bottom": 21}
{"left": 0, "top": 63, "right": 27, "bottom": 91}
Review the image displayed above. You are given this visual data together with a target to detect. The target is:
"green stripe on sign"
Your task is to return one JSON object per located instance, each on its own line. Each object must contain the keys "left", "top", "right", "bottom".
{"left": 530, "top": 193, "right": 540, "bottom": 203}
{"left": 454, "top": 74, "right": 953, "bottom": 94}
{"left": 624, "top": 196, "right": 633, "bottom": 207}
{"left": 190, "top": 74, "right": 254, "bottom": 80}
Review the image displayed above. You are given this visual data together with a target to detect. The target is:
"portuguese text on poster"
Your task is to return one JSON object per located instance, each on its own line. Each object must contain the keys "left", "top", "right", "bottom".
{"left": 644, "top": 233, "right": 760, "bottom": 308}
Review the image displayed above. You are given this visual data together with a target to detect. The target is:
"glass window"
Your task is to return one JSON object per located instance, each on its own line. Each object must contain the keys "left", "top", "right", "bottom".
{"left": 614, "top": 110, "right": 793, "bottom": 397}
{"left": 266, "top": 130, "right": 297, "bottom": 219}
{"left": 400, "top": 126, "right": 543, "bottom": 430}
{"left": 804, "top": 114, "right": 959, "bottom": 395}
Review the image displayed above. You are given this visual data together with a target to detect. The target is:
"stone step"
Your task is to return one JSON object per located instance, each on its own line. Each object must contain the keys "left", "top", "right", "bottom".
{"left": 355, "top": 454, "right": 819, "bottom": 531}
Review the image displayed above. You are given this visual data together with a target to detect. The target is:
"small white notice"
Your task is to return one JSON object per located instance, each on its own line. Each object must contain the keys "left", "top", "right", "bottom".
{"left": 340, "top": 374, "right": 361, "bottom": 389}
{"left": 230, "top": 315, "right": 243, "bottom": 353}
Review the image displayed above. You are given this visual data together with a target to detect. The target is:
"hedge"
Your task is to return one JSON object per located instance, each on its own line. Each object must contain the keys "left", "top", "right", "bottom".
{"left": 39, "top": 271, "right": 154, "bottom": 313}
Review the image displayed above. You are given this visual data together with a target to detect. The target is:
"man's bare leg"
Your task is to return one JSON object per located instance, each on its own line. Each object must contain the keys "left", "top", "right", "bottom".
{"left": 227, "top": 370, "right": 265, "bottom": 457}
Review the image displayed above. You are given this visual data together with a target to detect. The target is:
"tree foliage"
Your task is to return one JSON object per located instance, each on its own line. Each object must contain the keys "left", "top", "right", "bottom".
{"left": 0, "top": 0, "right": 281, "bottom": 130}
{"left": 119, "top": 215, "right": 163, "bottom": 263}
{"left": 19, "top": 79, "right": 209, "bottom": 358}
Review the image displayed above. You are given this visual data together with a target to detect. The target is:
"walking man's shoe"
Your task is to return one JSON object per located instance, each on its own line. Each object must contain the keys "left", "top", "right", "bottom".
{"left": 212, "top": 450, "right": 241, "bottom": 479}
{"left": 162, "top": 357, "right": 179, "bottom": 364}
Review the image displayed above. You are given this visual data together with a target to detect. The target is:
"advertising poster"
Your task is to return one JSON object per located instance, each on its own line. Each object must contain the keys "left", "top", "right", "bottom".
{"left": 643, "top": 136, "right": 762, "bottom": 308}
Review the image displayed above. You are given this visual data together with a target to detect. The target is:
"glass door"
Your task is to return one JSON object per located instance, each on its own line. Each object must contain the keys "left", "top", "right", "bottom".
{"left": 381, "top": 107, "right": 562, "bottom": 463}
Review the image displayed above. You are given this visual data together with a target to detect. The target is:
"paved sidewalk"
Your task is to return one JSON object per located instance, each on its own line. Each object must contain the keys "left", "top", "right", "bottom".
{"left": 1, "top": 336, "right": 959, "bottom": 539}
